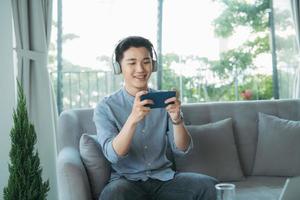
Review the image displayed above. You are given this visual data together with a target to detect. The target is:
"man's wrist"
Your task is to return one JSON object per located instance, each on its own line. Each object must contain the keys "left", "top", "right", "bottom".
{"left": 171, "top": 111, "right": 183, "bottom": 125}
{"left": 128, "top": 114, "right": 138, "bottom": 126}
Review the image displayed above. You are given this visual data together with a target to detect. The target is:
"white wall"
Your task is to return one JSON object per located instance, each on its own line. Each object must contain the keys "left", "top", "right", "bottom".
{"left": 0, "top": 0, "right": 15, "bottom": 199}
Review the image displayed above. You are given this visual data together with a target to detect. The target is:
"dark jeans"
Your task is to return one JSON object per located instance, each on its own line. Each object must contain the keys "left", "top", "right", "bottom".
{"left": 99, "top": 172, "right": 219, "bottom": 200}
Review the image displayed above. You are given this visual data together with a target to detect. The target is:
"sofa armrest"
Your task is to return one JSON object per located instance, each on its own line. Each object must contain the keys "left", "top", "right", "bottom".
{"left": 57, "top": 147, "right": 92, "bottom": 200}
{"left": 57, "top": 110, "right": 81, "bottom": 151}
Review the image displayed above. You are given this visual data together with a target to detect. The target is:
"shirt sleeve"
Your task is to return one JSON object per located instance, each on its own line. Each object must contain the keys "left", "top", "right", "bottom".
{"left": 166, "top": 115, "right": 193, "bottom": 157}
{"left": 93, "top": 100, "right": 127, "bottom": 164}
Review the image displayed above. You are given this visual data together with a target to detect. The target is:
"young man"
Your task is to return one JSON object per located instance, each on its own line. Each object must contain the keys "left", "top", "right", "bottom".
{"left": 93, "top": 36, "right": 218, "bottom": 200}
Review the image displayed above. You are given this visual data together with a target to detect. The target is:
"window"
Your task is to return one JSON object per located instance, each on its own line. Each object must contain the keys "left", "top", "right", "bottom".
{"left": 49, "top": 0, "right": 292, "bottom": 113}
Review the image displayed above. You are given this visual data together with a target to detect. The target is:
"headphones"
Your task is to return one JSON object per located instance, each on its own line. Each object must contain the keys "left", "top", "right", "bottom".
{"left": 111, "top": 36, "right": 158, "bottom": 75}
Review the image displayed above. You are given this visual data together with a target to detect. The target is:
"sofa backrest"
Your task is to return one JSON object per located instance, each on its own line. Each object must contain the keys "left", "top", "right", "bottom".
{"left": 181, "top": 99, "right": 300, "bottom": 175}
{"left": 57, "top": 99, "right": 300, "bottom": 176}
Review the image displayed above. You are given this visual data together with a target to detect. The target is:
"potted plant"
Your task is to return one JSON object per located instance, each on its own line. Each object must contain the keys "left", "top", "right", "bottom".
{"left": 3, "top": 81, "right": 50, "bottom": 200}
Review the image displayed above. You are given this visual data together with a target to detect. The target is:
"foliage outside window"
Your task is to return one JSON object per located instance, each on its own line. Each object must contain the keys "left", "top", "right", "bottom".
{"left": 161, "top": 0, "right": 273, "bottom": 102}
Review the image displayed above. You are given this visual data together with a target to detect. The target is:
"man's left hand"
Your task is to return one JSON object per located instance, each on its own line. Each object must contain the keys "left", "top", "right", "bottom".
{"left": 165, "top": 92, "right": 181, "bottom": 122}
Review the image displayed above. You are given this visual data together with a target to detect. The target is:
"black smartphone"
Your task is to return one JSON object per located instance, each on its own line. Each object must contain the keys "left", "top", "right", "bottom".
{"left": 140, "top": 91, "right": 176, "bottom": 109}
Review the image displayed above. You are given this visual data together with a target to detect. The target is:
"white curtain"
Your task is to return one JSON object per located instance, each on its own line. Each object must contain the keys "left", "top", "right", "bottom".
{"left": 291, "top": 0, "right": 300, "bottom": 98}
{"left": 11, "top": 0, "right": 58, "bottom": 199}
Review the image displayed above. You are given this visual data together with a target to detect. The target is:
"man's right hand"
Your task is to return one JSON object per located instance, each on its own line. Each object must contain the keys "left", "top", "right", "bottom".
{"left": 129, "top": 90, "right": 153, "bottom": 124}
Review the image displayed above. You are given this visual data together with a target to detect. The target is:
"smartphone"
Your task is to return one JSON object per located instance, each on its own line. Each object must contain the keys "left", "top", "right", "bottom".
{"left": 140, "top": 91, "right": 176, "bottom": 109}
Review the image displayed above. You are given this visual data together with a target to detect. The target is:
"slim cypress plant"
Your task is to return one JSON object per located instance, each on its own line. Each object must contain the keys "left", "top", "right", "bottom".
{"left": 3, "top": 81, "right": 50, "bottom": 200}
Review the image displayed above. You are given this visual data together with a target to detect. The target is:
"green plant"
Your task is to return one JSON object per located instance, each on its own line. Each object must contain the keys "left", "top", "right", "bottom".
{"left": 3, "top": 81, "right": 50, "bottom": 200}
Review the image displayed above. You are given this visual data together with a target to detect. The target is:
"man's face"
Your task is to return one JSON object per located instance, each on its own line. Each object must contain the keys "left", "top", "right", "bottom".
{"left": 120, "top": 47, "right": 153, "bottom": 93}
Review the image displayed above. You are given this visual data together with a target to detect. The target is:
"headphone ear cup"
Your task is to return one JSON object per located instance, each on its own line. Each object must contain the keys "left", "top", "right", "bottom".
{"left": 113, "top": 61, "right": 122, "bottom": 74}
{"left": 152, "top": 60, "right": 157, "bottom": 72}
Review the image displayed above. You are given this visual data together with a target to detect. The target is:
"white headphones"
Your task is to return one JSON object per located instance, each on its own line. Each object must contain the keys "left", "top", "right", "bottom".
{"left": 111, "top": 36, "right": 158, "bottom": 75}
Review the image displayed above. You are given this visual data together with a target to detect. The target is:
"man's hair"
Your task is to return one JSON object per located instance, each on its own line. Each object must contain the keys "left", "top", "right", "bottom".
{"left": 114, "top": 36, "right": 154, "bottom": 64}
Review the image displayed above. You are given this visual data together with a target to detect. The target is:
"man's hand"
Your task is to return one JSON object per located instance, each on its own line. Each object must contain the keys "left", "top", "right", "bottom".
{"left": 165, "top": 89, "right": 190, "bottom": 151}
{"left": 165, "top": 89, "right": 181, "bottom": 123}
{"left": 129, "top": 90, "right": 153, "bottom": 124}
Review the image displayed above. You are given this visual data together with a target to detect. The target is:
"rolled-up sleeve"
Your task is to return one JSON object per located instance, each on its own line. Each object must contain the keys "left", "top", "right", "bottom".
{"left": 166, "top": 117, "right": 193, "bottom": 157}
{"left": 93, "top": 101, "right": 126, "bottom": 164}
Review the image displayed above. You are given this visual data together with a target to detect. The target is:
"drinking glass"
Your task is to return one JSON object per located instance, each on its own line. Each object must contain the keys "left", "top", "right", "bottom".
{"left": 215, "top": 183, "right": 236, "bottom": 200}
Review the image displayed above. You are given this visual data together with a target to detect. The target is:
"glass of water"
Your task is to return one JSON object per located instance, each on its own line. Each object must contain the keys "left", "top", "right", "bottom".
{"left": 215, "top": 183, "right": 236, "bottom": 200}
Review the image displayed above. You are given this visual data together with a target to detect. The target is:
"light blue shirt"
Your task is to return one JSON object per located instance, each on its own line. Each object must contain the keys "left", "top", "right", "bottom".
{"left": 93, "top": 87, "right": 192, "bottom": 181}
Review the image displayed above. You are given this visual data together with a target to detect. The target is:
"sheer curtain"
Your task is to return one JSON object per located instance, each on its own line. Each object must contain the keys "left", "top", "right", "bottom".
{"left": 291, "top": 0, "right": 300, "bottom": 98}
{"left": 11, "top": 0, "right": 58, "bottom": 199}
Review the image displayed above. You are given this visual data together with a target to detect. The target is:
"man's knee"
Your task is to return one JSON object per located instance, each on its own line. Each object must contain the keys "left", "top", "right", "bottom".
{"left": 194, "top": 174, "right": 218, "bottom": 199}
{"left": 99, "top": 179, "right": 135, "bottom": 200}
{"left": 176, "top": 172, "right": 218, "bottom": 199}
{"left": 176, "top": 172, "right": 218, "bottom": 186}
{"left": 198, "top": 174, "right": 219, "bottom": 188}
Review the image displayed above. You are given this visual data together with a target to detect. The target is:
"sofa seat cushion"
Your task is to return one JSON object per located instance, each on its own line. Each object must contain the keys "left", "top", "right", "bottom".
{"left": 230, "top": 176, "right": 286, "bottom": 200}
{"left": 175, "top": 118, "right": 244, "bottom": 181}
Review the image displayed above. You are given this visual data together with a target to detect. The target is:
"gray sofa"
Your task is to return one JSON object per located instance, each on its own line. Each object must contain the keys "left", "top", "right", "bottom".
{"left": 57, "top": 99, "right": 300, "bottom": 200}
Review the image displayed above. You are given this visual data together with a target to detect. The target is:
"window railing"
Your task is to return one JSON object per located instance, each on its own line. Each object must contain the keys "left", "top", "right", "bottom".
{"left": 50, "top": 70, "right": 123, "bottom": 110}
{"left": 50, "top": 68, "right": 273, "bottom": 112}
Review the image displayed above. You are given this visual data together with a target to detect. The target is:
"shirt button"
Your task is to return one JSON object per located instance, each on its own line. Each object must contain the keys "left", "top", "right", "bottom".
{"left": 142, "top": 129, "right": 145, "bottom": 133}
{"left": 146, "top": 170, "right": 151, "bottom": 175}
{"left": 144, "top": 145, "right": 148, "bottom": 149}
{"left": 148, "top": 162, "right": 151, "bottom": 166}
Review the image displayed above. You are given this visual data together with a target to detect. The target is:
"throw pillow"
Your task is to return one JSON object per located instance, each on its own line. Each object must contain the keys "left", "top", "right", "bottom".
{"left": 175, "top": 118, "right": 244, "bottom": 181}
{"left": 79, "top": 134, "right": 111, "bottom": 200}
{"left": 252, "top": 112, "right": 300, "bottom": 176}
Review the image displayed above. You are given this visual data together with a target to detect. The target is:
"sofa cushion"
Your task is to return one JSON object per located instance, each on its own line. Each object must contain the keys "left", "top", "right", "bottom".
{"left": 175, "top": 118, "right": 244, "bottom": 181}
{"left": 79, "top": 134, "right": 111, "bottom": 199}
{"left": 252, "top": 112, "right": 300, "bottom": 176}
